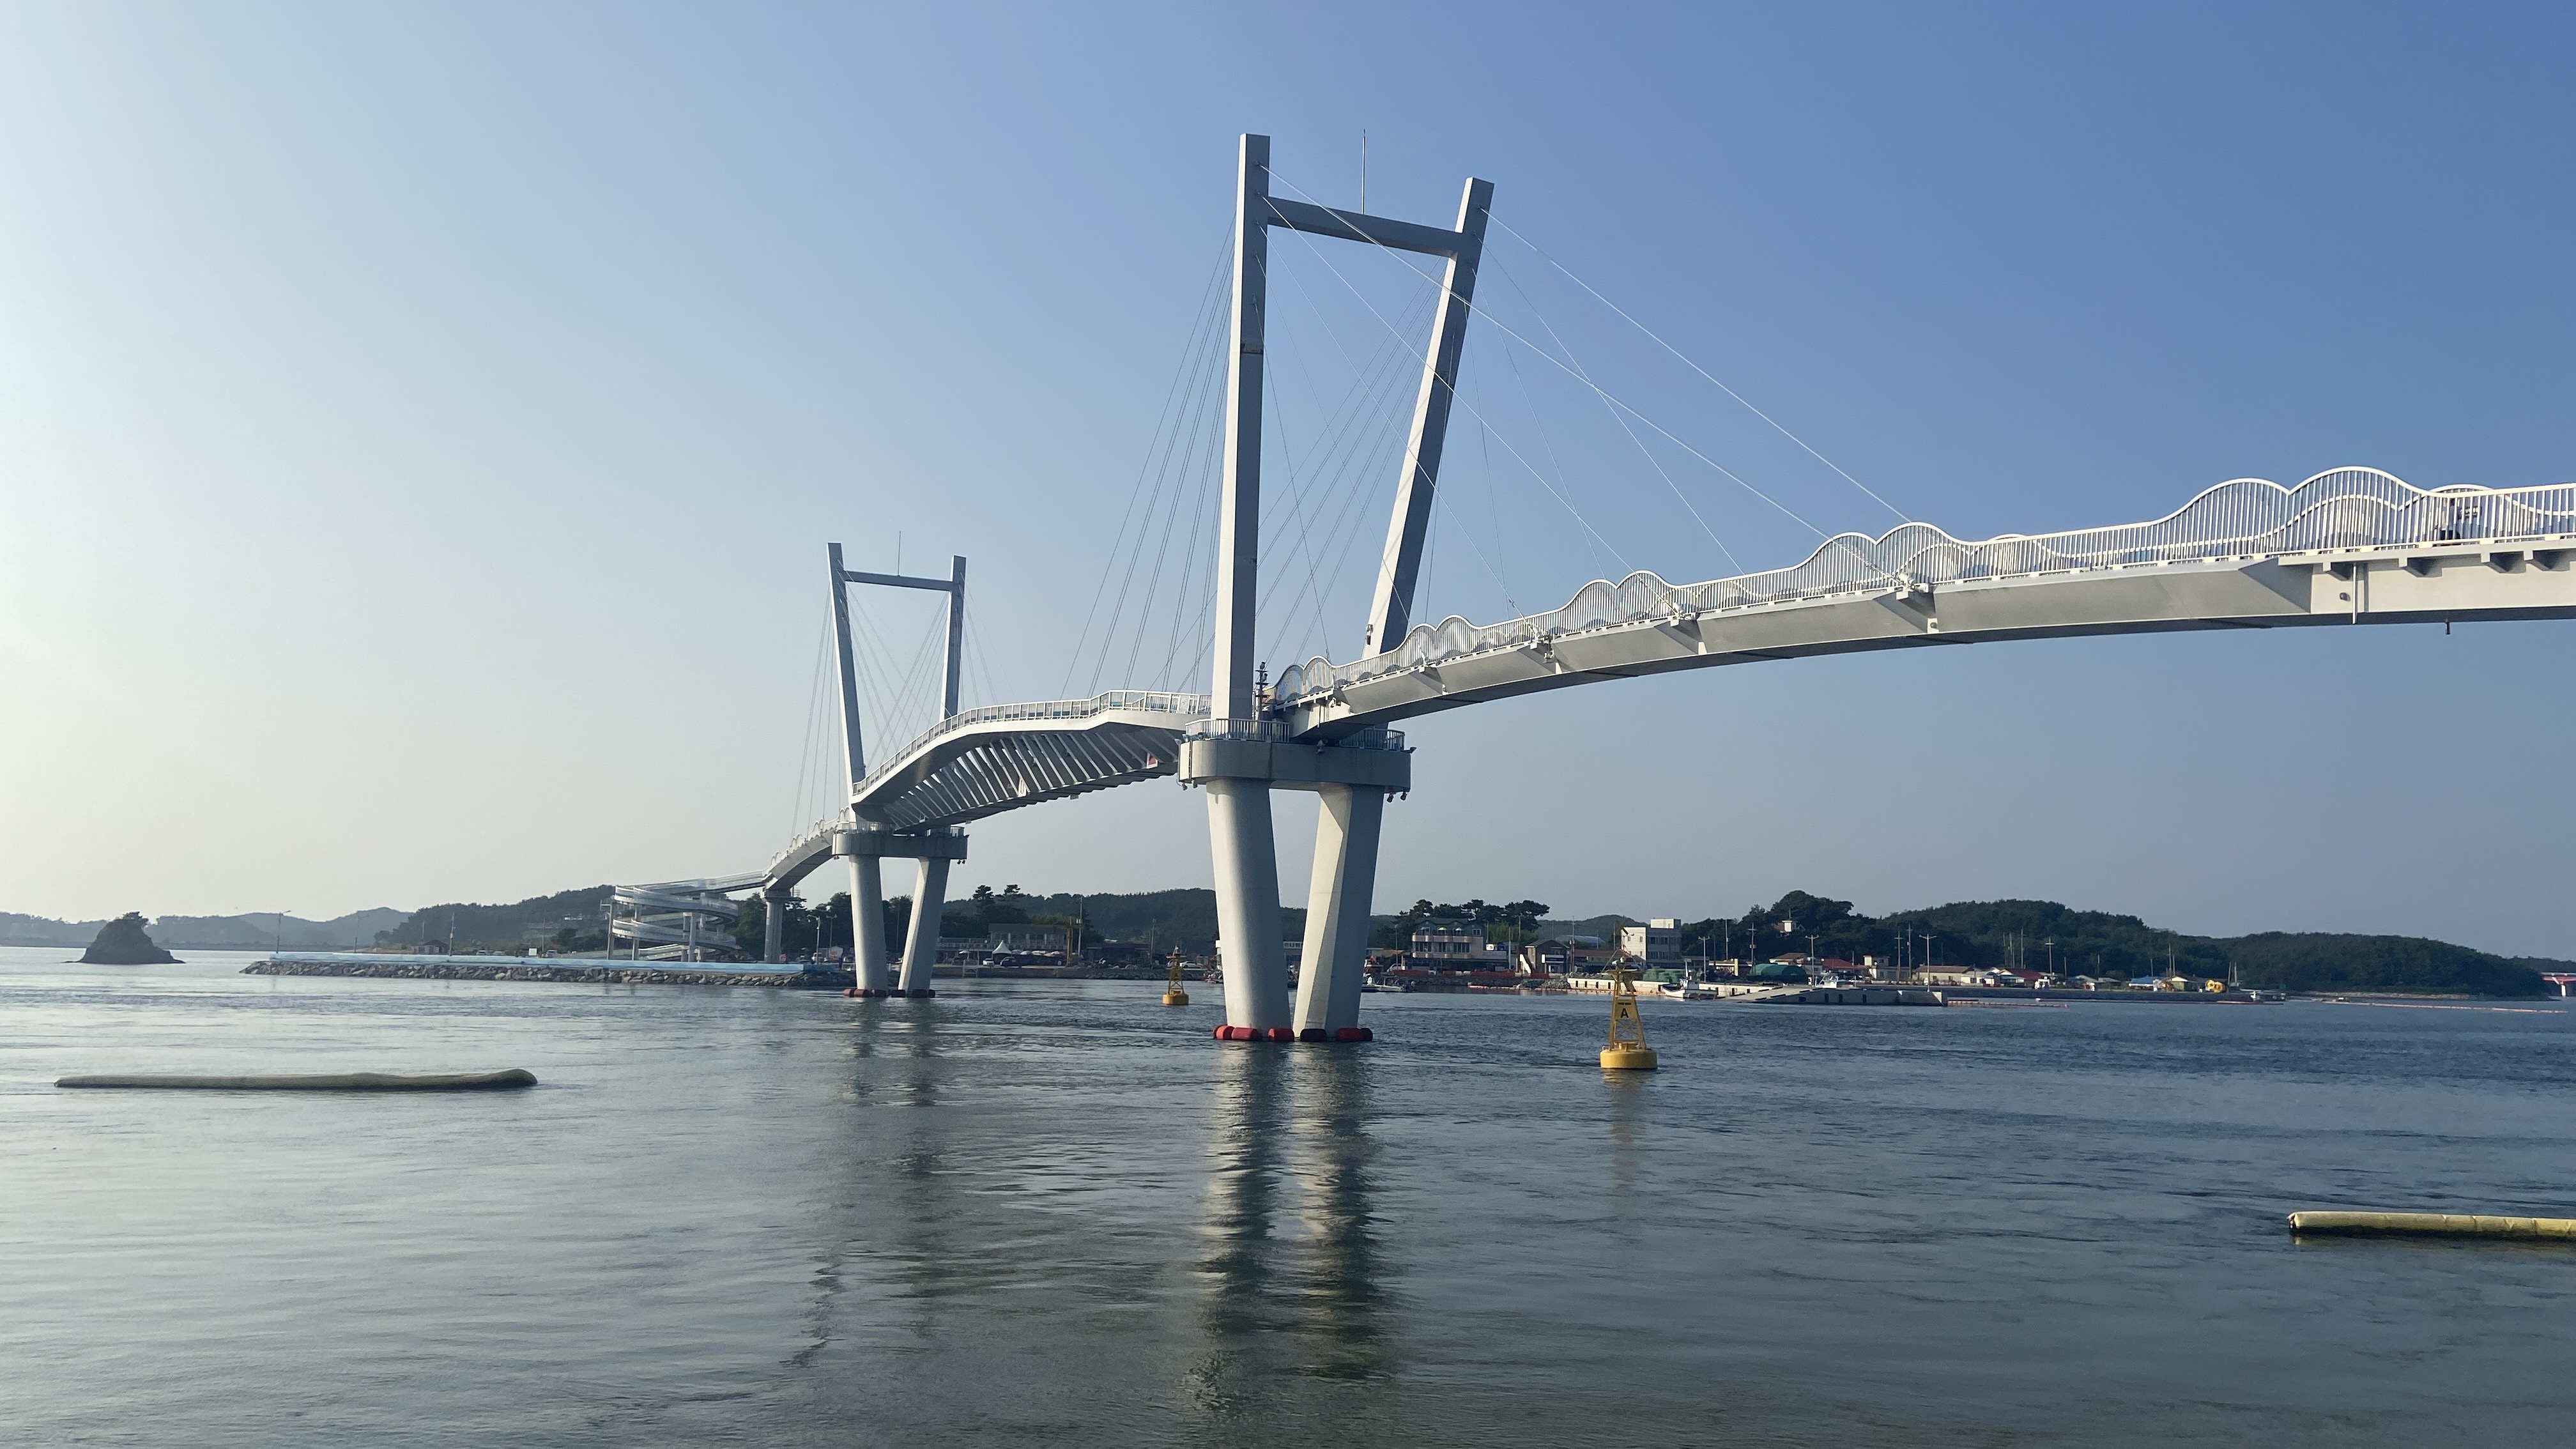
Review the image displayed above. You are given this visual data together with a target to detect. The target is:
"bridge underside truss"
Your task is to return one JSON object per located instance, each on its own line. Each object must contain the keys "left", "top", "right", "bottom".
{"left": 865, "top": 723, "right": 1184, "bottom": 831}
{"left": 762, "top": 697, "right": 1205, "bottom": 895}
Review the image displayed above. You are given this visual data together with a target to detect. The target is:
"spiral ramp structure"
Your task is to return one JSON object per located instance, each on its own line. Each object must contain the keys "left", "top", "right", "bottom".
{"left": 609, "top": 877, "right": 760, "bottom": 962}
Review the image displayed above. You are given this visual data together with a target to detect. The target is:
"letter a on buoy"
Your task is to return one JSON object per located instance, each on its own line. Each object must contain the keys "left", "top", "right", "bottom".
{"left": 1600, "top": 965, "right": 1658, "bottom": 1070}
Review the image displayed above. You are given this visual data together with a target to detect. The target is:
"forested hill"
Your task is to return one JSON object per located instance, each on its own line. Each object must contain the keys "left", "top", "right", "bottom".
{"left": 1671, "top": 893, "right": 2559, "bottom": 998}
{"left": 926, "top": 888, "right": 1303, "bottom": 954}
{"left": 28, "top": 880, "right": 2549, "bottom": 997}
{"left": 387, "top": 887, "right": 613, "bottom": 950}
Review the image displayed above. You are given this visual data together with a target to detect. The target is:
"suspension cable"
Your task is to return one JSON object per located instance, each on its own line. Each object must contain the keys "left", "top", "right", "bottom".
{"left": 1111, "top": 303, "right": 1230, "bottom": 691}
{"left": 1089, "top": 244, "right": 1235, "bottom": 696}
{"left": 1258, "top": 273, "right": 1437, "bottom": 669}
{"left": 1271, "top": 212, "right": 1631, "bottom": 576}
{"left": 1499, "top": 257, "right": 1744, "bottom": 576}
{"left": 1266, "top": 169, "right": 1890, "bottom": 582}
{"left": 786, "top": 609, "right": 830, "bottom": 838}
{"left": 1492, "top": 216, "right": 1909, "bottom": 526}
{"left": 1492, "top": 307, "right": 1618, "bottom": 581}
{"left": 1060, "top": 226, "right": 1236, "bottom": 695}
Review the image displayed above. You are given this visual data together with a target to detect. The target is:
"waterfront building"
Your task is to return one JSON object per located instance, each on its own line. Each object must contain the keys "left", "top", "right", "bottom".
{"left": 1409, "top": 923, "right": 1505, "bottom": 970}
{"left": 1517, "top": 938, "right": 1572, "bottom": 976}
{"left": 1920, "top": 963, "right": 2012, "bottom": 987}
{"left": 991, "top": 928, "right": 1068, "bottom": 956}
{"left": 1618, "top": 918, "right": 1682, "bottom": 965}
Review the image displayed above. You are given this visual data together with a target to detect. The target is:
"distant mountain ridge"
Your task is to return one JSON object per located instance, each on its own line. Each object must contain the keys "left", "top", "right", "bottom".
{"left": 0, "top": 908, "right": 410, "bottom": 949}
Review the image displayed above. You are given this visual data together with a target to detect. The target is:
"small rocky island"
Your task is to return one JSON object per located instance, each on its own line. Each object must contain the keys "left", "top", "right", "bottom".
{"left": 80, "top": 912, "right": 180, "bottom": 965}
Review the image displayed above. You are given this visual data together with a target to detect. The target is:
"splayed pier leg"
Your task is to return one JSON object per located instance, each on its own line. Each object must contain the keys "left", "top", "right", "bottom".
{"left": 849, "top": 854, "right": 889, "bottom": 993}
{"left": 1207, "top": 778, "right": 1291, "bottom": 1034}
{"left": 900, "top": 857, "right": 947, "bottom": 997}
{"left": 1294, "top": 784, "right": 1383, "bottom": 1039}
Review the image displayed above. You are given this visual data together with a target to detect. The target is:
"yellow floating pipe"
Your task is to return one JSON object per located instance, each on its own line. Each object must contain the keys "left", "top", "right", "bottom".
{"left": 2287, "top": 1210, "right": 2576, "bottom": 1240}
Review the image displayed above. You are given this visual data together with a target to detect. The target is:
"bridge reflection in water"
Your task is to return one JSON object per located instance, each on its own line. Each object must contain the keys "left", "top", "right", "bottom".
{"left": 1193, "top": 1047, "right": 1390, "bottom": 1407}
{"left": 788, "top": 999, "right": 1400, "bottom": 1439}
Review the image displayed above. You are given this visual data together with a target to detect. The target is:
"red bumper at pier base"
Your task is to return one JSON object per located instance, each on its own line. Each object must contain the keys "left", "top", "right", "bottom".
{"left": 1216, "top": 1025, "right": 1374, "bottom": 1043}
{"left": 845, "top": 988, "right": 898, "bottom": 999}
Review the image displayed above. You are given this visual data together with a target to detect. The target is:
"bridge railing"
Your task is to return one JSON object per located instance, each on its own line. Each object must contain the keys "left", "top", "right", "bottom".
{"left": 766, "top": 811, "right": 854, "bottom": 877}
{"left": 1273, "top": 469, "right": 2576, "bottom": 707}
{"left": 1186, "top": 718, "right": 1407, "bottom": 749}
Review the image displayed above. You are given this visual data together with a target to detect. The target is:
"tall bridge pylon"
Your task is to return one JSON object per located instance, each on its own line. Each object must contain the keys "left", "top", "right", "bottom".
{"left": 1181, "top": 133, "right": 1489, "bottom": 1039}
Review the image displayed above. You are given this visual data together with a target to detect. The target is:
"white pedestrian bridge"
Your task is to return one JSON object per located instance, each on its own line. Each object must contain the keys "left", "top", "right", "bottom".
{"left": 761, "top": 689, "right": 1206, "bottom": 898}
{"left": 714, "top": 466, "right": 2576, "bottom": 934}
{"left": 772, "top": 468, "right": 2575, "bottom": 864}
{"left": 1272, "top": 468, "right": 2576, "bottom": 736}
{"left": 622, "top": 133, "right": 2576, "bottom": 1038}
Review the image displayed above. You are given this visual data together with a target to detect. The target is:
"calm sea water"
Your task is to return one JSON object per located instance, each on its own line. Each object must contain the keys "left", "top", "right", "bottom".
{"left": 5, "top": 946, "right": 2573, "bottom": 1446}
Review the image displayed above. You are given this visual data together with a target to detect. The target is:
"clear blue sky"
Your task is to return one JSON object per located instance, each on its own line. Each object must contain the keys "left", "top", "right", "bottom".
{"left": 5, "top": 3, "right": 2572, "bottom": 954}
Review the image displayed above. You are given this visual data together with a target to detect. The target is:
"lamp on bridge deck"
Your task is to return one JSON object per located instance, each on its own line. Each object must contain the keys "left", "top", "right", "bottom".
{"left": 1600, "top": 966, "right": 1659, "bottom": 1071}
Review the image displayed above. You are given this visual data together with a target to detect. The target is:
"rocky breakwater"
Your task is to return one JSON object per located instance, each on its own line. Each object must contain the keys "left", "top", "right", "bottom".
{"left": 243, "top": 958, "right": 843, "bottom": 990}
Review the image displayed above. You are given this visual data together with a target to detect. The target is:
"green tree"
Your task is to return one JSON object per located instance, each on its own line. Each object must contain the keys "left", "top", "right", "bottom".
{"left": 731, "top": 895, "right": 770, "bottom": 955}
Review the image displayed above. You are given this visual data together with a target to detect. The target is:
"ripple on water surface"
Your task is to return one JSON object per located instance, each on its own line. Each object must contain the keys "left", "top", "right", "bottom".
{"left": 4, "top": 947, "right": 2573, "bottom": 1446}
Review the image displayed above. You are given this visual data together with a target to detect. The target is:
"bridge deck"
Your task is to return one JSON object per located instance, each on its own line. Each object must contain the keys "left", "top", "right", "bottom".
{"left": 1275, "top": 471, "right": 2576, "bottom": 734}
{"left": 763, "top": 691, "right": 1206, "bottom": 891}
{"left": 756, "top": 470, "right": 2576, "bottom": 893}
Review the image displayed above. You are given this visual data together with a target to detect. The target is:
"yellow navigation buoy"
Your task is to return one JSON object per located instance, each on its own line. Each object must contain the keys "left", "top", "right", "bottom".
{"left": 1162, "top": 947, "right": 1191, "bottom": 1007}
{"left": 1600, "top": 965, "right": 1658, "bottom": 1070}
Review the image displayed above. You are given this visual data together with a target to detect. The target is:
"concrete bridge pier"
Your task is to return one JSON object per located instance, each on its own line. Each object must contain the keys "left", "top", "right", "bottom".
{"left": 1293, "top": 782, "right": 1384, "bottom": 1038}
{"left": 835, "top": 827, "right": 965, "bottom": 998}
{"left": 762, "top": 885, "right": 788, "bottom": 964}
{"left": 1183, "top": 730, "right": 1409, "bottom": 1040}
